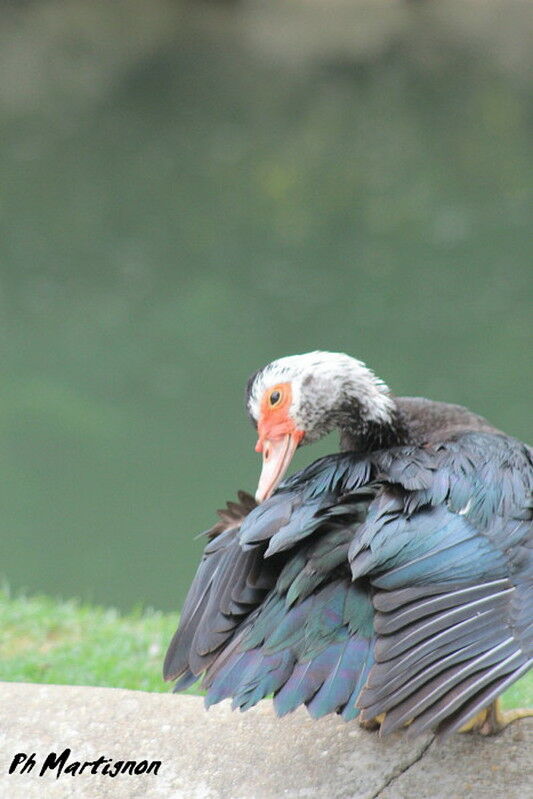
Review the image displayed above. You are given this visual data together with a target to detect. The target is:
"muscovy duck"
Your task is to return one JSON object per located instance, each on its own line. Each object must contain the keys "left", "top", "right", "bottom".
{"left": 164, "top": 351, "right": 532, "bottom": 736}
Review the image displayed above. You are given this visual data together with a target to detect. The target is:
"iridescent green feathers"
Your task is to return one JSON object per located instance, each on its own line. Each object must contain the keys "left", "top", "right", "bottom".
{"left": 164, "top": 432, "right": 533, "bottom": 736}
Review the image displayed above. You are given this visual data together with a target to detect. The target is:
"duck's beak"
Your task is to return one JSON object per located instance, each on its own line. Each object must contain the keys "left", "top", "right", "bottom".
{"left": 254, "top": 430, "right": 303, "bottom": 503}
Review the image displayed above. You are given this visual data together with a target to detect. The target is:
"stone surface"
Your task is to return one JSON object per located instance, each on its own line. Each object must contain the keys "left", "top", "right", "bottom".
{"left": 0, "top": 682, "right": 530, "bottom": 798}
{"left": 379, "top": 718, "right": 532, "bottom": 799}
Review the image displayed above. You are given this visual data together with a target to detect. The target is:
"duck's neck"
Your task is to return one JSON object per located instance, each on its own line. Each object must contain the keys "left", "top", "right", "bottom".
{"left": 338, "top": 395, "right": 500, "bottom": 453}
{"left": 338, "top": 400, "right": 409, "bottom": 453}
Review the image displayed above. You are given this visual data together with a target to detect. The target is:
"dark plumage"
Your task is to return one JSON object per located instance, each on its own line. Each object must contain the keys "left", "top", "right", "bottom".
{"left": 164, "top": 352, "right": 532, "bottom": 737}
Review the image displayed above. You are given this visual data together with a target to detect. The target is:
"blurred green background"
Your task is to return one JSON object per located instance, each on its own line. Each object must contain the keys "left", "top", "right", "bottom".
{"left": 0, "top": 0, "right": 531, "bottom": 613}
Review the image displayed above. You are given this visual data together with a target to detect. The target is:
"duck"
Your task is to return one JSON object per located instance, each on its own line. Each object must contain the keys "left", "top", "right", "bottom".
{"left": 164, "top": 351, "right": 532, "bottom": 737}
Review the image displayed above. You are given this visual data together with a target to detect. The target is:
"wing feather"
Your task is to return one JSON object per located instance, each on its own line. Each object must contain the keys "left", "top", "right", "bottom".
{"left": 166, "top": 432, "right": 532, "bottom": 737}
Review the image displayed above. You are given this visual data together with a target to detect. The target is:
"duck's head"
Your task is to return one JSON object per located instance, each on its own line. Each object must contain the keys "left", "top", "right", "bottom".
{"left": 246, "top": 351, "right": 395, "bottom": 502}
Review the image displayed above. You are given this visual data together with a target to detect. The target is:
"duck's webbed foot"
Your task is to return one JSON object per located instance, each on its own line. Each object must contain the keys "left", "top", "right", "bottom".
{"left": 459, "top": 699, "right": 533, "bottom": 735}
{"left": 358, "top": 713, "right": 385, "bottom": 732}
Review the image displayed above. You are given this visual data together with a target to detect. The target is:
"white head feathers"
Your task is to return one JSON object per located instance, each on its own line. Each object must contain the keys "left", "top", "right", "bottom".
{"left": 246, "top": 351, "right": 394, "bottom": 443}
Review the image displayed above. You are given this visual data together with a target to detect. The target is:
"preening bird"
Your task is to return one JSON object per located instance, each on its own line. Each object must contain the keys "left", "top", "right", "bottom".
{"left": 164, "top": 351, "right": 532, "bottom": 737}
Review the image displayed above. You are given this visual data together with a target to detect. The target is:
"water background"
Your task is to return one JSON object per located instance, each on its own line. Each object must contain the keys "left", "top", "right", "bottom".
{"left": 1, "top": 1, "right": 531, "bottom": 611}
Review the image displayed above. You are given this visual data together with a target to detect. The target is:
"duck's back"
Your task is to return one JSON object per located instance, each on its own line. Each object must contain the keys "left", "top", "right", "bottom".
{"left": 398, "top": 396, "right": 502, "bottom": 441}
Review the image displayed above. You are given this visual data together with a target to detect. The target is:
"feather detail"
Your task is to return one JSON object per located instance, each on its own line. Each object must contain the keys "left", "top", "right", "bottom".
{"left": 167, "top": 428, "right": 532, "bottom": 737}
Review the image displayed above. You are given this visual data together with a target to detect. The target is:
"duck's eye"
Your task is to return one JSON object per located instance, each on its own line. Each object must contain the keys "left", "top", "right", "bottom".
{"left": 269, "top": 390, "right": 282, "bottom": 407}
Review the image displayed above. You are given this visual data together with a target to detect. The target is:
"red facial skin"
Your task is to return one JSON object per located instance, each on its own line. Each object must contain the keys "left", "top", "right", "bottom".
{"left": 255, "top": 382, "right": 299, "bottom": 451}
{"left": 254, "top": 382, "right": 305, "bottom": 502}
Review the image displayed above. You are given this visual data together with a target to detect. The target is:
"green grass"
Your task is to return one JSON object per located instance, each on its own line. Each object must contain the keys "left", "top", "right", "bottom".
{"left": 0, "top": 589, "right": 531, "bottom": 712}
{"left": 0, "top": 588, "right": 181, "bottom": 692}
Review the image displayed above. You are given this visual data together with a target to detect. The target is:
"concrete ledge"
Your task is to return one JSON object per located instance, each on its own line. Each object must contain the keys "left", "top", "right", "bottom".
{"left": 0, "top": 682, "right": 530, "bottom": 798}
